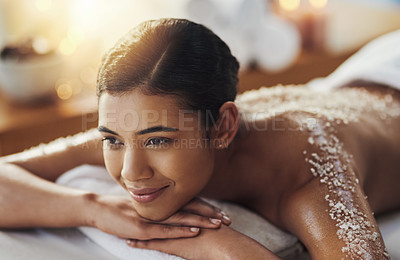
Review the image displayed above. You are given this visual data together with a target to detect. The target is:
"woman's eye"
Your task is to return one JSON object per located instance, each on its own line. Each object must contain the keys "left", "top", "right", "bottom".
{"left": 145, "top": 137, "right": 172, "bottom": 148}
{"left": 102, "top": 137, "right": 124, "bottom": 149}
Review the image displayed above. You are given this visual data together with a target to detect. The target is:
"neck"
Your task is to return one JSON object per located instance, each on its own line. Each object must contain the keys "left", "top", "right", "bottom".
{"left": 198, "top": 120, "right": 249, "bottom": 202}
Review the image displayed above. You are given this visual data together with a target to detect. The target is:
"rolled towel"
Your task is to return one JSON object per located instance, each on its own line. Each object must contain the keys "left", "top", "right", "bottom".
{"left": 56, "top": 164, "right": 302, "bottom": 260}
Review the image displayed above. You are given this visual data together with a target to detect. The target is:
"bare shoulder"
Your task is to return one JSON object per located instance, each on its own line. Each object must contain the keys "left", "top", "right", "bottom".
{"left": 237, "top": 84, "right": 400, "bottom": 184}
{"left": 236, "top": 85, "right": 398, "bottom": 258}
{"left": 242, "top": 109, "right": 335, "bottom": 186}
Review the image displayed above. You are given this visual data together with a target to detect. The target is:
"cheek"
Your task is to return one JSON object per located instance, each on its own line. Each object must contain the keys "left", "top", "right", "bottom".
{"left": 103, "top": 150, "right": 124, "bottom": 184}
{"left": 157, "top": 148, "right": 214, "bottom": 194}
{"left": 143, "top": 149, "right": 214, "bottom": 220}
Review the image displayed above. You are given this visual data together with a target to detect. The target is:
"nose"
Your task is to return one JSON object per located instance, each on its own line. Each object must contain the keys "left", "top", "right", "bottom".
{"left": 121, "top": 147, "right": 154, "bottom": 183}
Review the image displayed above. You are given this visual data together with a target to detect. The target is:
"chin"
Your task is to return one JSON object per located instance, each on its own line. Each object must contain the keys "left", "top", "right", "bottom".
{"left": 134, "top": 196, "right": 194, "bottom": 221}
{"left": 136, "top": 206, "right": 176, "bottom": 222}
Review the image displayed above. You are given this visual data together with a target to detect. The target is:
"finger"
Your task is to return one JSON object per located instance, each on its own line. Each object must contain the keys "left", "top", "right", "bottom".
{"left": 182, "top": 198, "right": 231, "bottom": 225}
{"left": 140, "top": 223, "right": 201, "bottom": 240}
{"left": 156, "top": 211, "right": 223, "bottom": 229}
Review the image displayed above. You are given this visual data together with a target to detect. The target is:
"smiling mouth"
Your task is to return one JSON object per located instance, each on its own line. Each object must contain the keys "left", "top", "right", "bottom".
{"left": 127, "top": 185, "right": 169, "bottom": 203}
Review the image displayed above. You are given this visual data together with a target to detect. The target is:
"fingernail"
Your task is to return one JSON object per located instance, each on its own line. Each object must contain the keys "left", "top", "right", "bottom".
{"left": 209, "top": 218, "right": 221, "bottom": 225}
{"left": 190, "top": 227, "right": 200, "bottom": 233}
{"left": 219, "top": 210, "right": 228, "bottom": 216}
{"left": 223, "top": 215, "right": 231, "bottom": 222}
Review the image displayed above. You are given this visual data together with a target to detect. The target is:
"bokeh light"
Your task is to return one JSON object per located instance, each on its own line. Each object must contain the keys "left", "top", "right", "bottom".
{"left": 56, "top": 83, "right": 73, "bottom": 100}
{"left": 32, "top": 37, "right": 50, "bottom": 54}
{"left": 279, "top": 0, "right": 301, "bottom": 11}
{"left": 309, "top": 0, "right": 328, "bottom": 9}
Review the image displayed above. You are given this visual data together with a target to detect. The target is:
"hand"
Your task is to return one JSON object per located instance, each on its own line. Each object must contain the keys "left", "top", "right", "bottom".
{"left": 85, "top": 194, "right": 231, "bottom": 240}
{"left": 126, "top": 223, "right": 234, "bottom": 260}
{"left": 126, "top": 224, "right": 279, "bottom": 260}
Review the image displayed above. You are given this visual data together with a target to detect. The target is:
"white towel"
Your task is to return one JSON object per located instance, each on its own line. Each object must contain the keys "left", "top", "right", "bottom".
{"left": 308, "top": 29, "right": 400, "bottom": 91}
{"left": 56, "top": 164, "right": 302, "bottom": 260}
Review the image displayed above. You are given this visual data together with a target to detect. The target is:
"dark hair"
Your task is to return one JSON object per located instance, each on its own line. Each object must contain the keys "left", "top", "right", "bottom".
{"left": 97, "top": 18, "right": 239, "bottom": 129}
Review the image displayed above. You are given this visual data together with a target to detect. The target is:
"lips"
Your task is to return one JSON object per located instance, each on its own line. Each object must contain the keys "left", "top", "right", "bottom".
{"left": 127, "top": 185, "right": 169, "bottom": 203}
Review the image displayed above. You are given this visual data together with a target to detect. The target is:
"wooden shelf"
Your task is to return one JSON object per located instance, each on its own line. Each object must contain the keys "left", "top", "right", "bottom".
{"left": 0, "top": 88, "right": 98, "bottom": 156}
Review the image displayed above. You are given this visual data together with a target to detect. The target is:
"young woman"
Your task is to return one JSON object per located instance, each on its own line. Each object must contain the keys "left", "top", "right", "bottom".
{"left": 1, "top": 18, "right": 399, "bottom": 259}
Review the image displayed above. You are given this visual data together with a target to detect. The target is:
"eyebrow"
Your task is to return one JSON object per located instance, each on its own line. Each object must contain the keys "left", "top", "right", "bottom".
{"left": 97, "top": 125, "right": 179, "bottom": 136}
{"left": 98, "top": 126, "right": 120, "bottom": 136}
{"left": 136, "top": 125, "right": 179, "bottom": 135}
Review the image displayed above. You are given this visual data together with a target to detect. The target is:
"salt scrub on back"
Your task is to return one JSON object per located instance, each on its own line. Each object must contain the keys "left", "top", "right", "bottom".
{"left": 236, "top": 85, "right": 400, "bottom": 259}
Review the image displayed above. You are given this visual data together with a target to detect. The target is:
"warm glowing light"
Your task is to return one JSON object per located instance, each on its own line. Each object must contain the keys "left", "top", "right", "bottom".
{"left": 67, "top": 27, "right": 85, "bottom": 45}
{"left": 279, "top": 0, "right": 301, "bottom": 11}
{"left": 57, "top": 83, "right": 73, "bottom": 100}
{"left": 32, "top": 37, "right": 50, "bottom": 54}
{"left": 35, "top": 0, "right": 52, "bottom": 12}
{"left": 309, "top": 0, "right": 328, "bottom": 9}
{"left": 71, "top": 0, "right": 100, "bottom": 32}
{"left": 58, "top": 38, "right": 76, "bottom": 56}
{"left": 56, "top": 78, "right": 82, "bottom": 95}
{"left": 55, "top": 78, "right": 70, "bottom": 89}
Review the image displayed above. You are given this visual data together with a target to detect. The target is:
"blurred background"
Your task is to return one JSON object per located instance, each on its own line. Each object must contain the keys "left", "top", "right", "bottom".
{"left": 0, "top": 0, "right": 399, "bottom": 156}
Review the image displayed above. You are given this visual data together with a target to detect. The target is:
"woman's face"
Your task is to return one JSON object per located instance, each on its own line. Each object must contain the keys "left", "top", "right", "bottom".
{"left": 98, "top": 90, "right": 215, "bottom": 221}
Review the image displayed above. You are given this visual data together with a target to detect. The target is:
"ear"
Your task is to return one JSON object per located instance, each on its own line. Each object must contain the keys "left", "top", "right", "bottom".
{"left": 211, "top": 101, "right": 239, "bottom": 148}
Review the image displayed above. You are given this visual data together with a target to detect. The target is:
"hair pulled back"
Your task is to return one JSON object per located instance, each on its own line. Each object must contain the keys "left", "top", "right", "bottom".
{"left": 97, "top": 18, "right": 239, "bottom": 128}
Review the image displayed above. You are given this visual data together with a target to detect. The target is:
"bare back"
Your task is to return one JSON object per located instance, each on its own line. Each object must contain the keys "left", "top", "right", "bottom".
{"left": 234, "top": 84, "right": 400, "bottom": 212}
{"left": 225, "top": 84, "right": 400, "bottom": 259}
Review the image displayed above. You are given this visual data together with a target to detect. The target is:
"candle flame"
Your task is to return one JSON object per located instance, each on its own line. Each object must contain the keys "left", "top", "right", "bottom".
{"left": 309, "top": 0, "right": 328, "bottom": 9}
{"left": 279, "top": 0, "right": 300, "bottom": 11}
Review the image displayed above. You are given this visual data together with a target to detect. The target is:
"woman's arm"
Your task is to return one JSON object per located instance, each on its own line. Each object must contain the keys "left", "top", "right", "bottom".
{"left": 0, "top": 162, "right": 97, "bottom": 228}
{"left": 0, "top": 129, "right": 104, "bottom": 228}
{"left": 0, "top": 129, "right": 228, "bottom": 238}
{"left": 280, "top": 159, "right": 389, "bottom": 259}
{"left": 263, "top": 110, "right": 390, "bottom": 259}
{"left": 127, "top": 224, "right": 281, "bottom": 260}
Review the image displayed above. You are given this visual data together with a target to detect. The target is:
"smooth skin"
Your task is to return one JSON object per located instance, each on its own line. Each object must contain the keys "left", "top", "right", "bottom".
{"left": 1, "top": 84, "right": 399, "bottom": 259}
{"left": 0, "top": 125, "right": 230, "bottom": 240}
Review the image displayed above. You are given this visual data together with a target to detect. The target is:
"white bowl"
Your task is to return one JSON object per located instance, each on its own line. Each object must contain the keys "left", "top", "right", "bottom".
{"left": 0, "top": 52, "right": 65, "bottom": 103}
